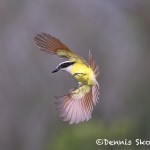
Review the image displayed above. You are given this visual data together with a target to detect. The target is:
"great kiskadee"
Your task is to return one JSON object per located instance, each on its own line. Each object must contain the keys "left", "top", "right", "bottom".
{"left": 34, "top": 33, "right": 100, "bottom": 124}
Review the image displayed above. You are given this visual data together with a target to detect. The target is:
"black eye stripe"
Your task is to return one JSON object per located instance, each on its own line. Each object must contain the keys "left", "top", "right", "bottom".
{"left": 58, "top": 62, "right": 75, "bottom": 69}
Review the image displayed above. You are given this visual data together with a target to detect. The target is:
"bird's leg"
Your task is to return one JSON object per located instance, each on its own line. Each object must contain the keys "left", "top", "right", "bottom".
{"left": 79, "top": 81, "right": 88, "bottom": 88}
{"left": 73, "top": 73, "right": 86, "bottom": 77}
{"left": 79, "top": 84, "right": 86, "bottom": 89}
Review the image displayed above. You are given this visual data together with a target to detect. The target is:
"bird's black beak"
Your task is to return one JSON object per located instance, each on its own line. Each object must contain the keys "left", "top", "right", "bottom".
{"left": 51, "top": 68, "right": 59, "bottom": 73}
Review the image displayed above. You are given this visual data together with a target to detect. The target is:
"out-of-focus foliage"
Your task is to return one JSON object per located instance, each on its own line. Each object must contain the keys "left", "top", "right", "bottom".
{"left": 0, "top": 0, "right": 150, "bottom": 150}
{"left": 50, "top": 120, "right": 134, "bottom": 150}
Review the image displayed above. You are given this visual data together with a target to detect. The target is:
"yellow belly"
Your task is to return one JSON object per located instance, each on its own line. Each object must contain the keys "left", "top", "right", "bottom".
{"left": 71, "top": 63, "right": 95, "bottom": 86}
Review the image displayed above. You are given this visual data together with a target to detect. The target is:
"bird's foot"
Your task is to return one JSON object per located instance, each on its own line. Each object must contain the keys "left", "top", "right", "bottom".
{"left": 73, "top": 73, "right": 86, "bottom": 77}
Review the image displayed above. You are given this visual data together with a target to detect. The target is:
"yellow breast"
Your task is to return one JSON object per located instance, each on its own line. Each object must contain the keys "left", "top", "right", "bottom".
{"left": 71, "top": 63, "right": 95, "bottom": 86}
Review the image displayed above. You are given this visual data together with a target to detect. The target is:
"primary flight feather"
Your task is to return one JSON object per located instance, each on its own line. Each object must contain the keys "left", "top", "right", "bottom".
{"left": 34, "top": 33, "right": 100, "bottom": 124}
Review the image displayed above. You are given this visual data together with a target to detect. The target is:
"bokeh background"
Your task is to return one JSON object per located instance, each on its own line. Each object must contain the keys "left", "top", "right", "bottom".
{"left": 0, "top": 0, "right": 150, "bottom": 150}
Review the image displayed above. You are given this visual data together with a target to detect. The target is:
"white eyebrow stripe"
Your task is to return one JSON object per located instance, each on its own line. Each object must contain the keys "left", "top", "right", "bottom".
{"left": 57, "top": 61, "right": 71, "bottom": 68}
{"left": 59, "top": 61, "right": 71, "bottom": 66}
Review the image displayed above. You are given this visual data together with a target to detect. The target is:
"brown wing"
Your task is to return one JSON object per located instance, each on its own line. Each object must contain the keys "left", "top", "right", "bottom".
{"left": 34, "top": 33, "right": 86, "bottom": 63}
{"left": 55, "top": 84, "right": 99, "bottom": 124}
{"left": 89, "top": 51, "right": 100, "bottom": 77}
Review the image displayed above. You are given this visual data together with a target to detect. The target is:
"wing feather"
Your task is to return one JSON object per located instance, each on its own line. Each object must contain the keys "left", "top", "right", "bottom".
{"left": 55, "top": 84, "right": 99, "bottom": 124}
{"left": 89, "top": 51, "right": 100, "bottom": 77}
{"left": 34, "top": 33, "right": 86, "bottom": 63}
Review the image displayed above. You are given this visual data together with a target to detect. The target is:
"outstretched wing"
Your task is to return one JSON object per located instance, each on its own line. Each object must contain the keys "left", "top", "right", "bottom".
{"left": 55, "top": 84, "right": 99, "bottom": 124}
{"left": 34, "top": 33, "right": 86, "bottom": 63}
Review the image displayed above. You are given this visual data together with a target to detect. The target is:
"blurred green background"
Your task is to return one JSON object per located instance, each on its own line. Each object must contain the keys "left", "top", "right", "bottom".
{"left": 0, "top": 0, "right": 150, "bottom": 150}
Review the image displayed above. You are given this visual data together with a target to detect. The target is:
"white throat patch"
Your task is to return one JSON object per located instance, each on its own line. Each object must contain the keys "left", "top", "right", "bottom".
{"left": 63, "top": 65, "right": 72, "bottom": 73}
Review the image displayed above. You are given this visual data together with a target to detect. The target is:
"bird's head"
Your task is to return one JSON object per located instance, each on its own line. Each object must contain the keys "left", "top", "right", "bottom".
{"left": 52, "top": 61, "right": 75, "bottom": 73}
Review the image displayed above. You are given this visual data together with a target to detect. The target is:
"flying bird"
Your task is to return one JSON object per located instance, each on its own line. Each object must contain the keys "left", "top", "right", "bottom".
{"left": 34, "top": 33, "right": 100, "bottom": 124}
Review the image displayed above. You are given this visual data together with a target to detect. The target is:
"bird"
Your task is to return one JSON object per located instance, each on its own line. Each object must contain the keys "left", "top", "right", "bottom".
{"left": 34, "top": 33, "right": 100, "bottom": 124}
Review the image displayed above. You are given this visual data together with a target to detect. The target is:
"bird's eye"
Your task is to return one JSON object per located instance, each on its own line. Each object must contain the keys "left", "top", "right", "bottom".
{"left": 70, "top": 62, "right": 75, "bottom": 65}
